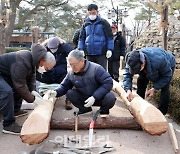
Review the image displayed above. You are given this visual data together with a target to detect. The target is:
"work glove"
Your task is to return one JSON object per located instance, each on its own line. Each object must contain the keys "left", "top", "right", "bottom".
{"left": 106, "top": 50, "right": 112, "bottom": 58}
{"left": 49, "top": 90, "right": 57, "bottom": 98}
{"left": 79, "top": 50, "right": 85, "bottom": 57}
{"left": 31, "top": 91, "right": 44, "bottom": 105}
{"left": 84, "top": 96, "right": 95, "bottom": 108}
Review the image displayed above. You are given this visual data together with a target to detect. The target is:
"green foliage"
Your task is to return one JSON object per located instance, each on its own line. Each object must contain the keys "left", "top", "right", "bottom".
{"left": 5, "top": 47, "right": 30, "bottom": 53}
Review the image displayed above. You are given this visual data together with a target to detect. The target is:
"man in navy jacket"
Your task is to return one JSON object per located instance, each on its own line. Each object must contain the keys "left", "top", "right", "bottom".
{"left": 36, "top": 37, "right": 73, "bottom": 110}
{"left": 78, "top": 4, "right": 114, "bottom": 70}
{"left": 123, "top": 47, "right": 176, "bottom": 115}
{"left": 50, "top": 49, "right": 116, "bottom": 117}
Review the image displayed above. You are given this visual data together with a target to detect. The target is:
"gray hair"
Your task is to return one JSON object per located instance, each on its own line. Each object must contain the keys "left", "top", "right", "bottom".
{"left": 44, "top": 52, "right": 56, "bottom": 63}
{"left": 67, "top": 49, "right": 84, "bottom": 61}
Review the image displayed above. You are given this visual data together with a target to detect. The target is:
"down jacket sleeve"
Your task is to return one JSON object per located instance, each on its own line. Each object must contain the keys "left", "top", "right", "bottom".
{"left": 93, "top": 66, "right": 113, "bottom": 100}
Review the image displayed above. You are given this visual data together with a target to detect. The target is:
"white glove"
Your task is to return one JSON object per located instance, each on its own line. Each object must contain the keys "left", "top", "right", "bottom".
{"left": 106, "top": 50, "right": 112, "bottom": 58}
{"left": 79, "top": 50, "right": 85, "bottom": 57}
{"left": 31, "top": 91, "right": 44, "bottom": 105}
{"left": 84, "top": 96, "right": 95, "bottom": 107}
{"left": 49, "top": 90, "right": 57, "bottom": 98}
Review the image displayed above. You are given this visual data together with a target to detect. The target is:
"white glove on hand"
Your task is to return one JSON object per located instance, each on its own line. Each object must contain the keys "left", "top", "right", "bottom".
{"left": 31, "top": 91, "right": 44, "bottom": 105}
{"left": 49, "top": 90, "right": 57, "bottom": 98}
{"left": 79, "top": 50, "right": 85, "bottom": 57}
{"left": 84, "top": 96, "right": 95, "bottom": 107}
{"left": 106, "top": 50, "right": 112, "bottom": 58}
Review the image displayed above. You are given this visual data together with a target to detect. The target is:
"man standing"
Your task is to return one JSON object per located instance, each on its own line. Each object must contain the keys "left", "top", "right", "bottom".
{"left": 50, "top": 49, "right": 116, "bottom": 117}
{"left": 78, "top": 4, "right": 114, "bottom": 70}
{"left": 123, "top": 47, "right": 176, "bottom": 115}
{"left": 0, "top": 44, "right": 56, "bottom": 134}
{"left": 36, "top": 37, "right": 73, "bottom": 110}
{"left": 108, "top": 24, "right": 126, "bottom": 82}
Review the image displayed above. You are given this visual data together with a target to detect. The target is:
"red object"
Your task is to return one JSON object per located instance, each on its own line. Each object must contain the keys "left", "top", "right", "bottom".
{"left": 90, "top": 121, "right": 95, "bottom": 129}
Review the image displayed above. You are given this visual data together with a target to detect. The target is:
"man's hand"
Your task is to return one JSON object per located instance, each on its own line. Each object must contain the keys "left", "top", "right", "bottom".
{"left": 106, "top": 50, "right": 112, "bottom": 58}
{"left": 31, "top": 91, "right": 44, "bottom": 105}
{"left": 84, "top": 96, "right": 95, "bottom": 107}
{"left": 126, "top": 90, "right": 133, "bottom": 102}
{"left": 145, "top": 88, "right": 155, "bottom": 100}
{"left": 49, "top": 90, "right": 57, "bottom": 98}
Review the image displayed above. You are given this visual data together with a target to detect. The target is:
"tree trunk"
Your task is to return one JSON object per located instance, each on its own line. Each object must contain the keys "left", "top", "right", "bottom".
{"left": 0, "top": 0, "right": 21, "bottom": 55}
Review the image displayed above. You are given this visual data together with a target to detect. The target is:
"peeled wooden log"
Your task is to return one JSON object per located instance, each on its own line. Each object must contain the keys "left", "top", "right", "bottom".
{"left": 113, "top": 80, "right": 168, "bottom": 135}
{"left": 20, "top": 90, "right": 56, "bottom": 145}
{"left": 51, "top": 105, "right": 140, "bottom": 130}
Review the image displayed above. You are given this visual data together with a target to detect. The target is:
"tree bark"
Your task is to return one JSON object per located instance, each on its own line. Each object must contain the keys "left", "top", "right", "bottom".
{"left": 113, "top": 80, "right": 168, "bottom": 135}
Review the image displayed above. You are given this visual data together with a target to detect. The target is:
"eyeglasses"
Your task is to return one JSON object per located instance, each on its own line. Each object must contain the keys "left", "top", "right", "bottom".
{"left": 69, "top": 60, "right": 81, "bottom": 68}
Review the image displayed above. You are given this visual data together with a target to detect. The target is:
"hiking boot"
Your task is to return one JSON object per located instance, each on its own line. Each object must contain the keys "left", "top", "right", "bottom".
{"left": 3, "top": 122, "right": 22, "bottom": 135}
{"left": 100, "top": 110, "right": 109, "bottom": 118}
{"left": 65, "top": 99, "right": 73, "bottom": 110}
{"left": 74, "top": 108, "right": 93, "bottom": 116}
{"left": 14, "top": 109, "right": 28, "bottom": 118}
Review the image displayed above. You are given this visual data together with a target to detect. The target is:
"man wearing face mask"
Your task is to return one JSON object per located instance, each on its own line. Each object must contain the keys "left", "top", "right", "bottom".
{"left": 0, "top": 44, "right": 56, "bottom": 134}
{"left": 78, "top": 4, "right": 114, "bottom": 70}
{"left": 36, "top": 36, "right": 73, "bottom": 110}
{"left": 108, "top": 24, "right": 126, "bottom": 82}
{"left": 123, "top": 47, "right": 176, "bottom": 115}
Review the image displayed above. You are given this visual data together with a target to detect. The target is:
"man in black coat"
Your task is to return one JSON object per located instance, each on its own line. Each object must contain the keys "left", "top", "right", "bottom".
{"left": 0, "top": 44, "right": 56, "bottom": 135}
{"left": 108, "top": 24, "right": 126, "bottom": 82}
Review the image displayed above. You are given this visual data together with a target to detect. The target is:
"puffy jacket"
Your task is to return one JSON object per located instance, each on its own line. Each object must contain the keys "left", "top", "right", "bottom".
{"left": 36, "top": 43, "right": 73, "bottom": 84}
{"left": 0, "top": 44, "right": 47, "bottom": 102}
{"left": 56, "top": 60, "right": 113, "bottom": 100}
{"left": 109, "top": 31, "right": 126, "bottom": 61}
{"left": 123, "top": 47, "right": 176, "bottom": 91}
{"left": 78, "top": 15, "right": 114, "bottom": 55}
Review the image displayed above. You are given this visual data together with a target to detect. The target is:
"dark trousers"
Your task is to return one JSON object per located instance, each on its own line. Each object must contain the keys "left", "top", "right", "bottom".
{"left": 86, "top": 55, "right": 107, "bottom": 70}
{"left": 0, "top": 75, "right": 17, "bottom": 127}
{"left": 108, "top": 61, "right": 120, "bottom": 82}
{"left": 137, "top": 71, "right": 172, "bottom": 115}
{"left": 66, "top": 89, "right": 116, "bottom": 113}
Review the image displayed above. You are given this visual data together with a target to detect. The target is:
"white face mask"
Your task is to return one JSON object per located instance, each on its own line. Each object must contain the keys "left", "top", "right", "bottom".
{"left": 89, "top": 15, "right": 97, "bottom": 20}
{"left": 113, "top": 32, "right": 117, "bottom": 36}
{"left": 50, "top": 48, "right": 58, "bottom": 53}
{"left": 37, "top": 66, "right": 47, "bottom": 74}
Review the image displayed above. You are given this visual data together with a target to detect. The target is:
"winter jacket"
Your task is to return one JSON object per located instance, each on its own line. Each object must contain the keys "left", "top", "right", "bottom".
{"left": 36, "top": 43, "right": 73, "bottom": 84}
{"left": 56, "top": 60, "right": 113, "bottom": 100}
{"left": 109, "top": 31, "right": 126, "bottom": 61}
{"left": 123, "top": 47, "right": 176, "bottom": 91}
{"left": 0, "top": 44, "right": 47, "bottom": 102}
{"left": 78, "top": 15, "right": 114, "bottom": 55}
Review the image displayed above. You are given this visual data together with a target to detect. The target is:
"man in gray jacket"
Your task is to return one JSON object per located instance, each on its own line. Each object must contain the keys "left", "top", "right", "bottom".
{"left": 50, "top": 49, "right": 116, "bottom": 117}
{"left": 0, "top": 44, "right": 56, "bottom": 135}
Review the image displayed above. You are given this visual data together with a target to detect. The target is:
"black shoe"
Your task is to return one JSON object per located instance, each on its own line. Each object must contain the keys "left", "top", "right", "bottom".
{"left": 100, "top": 110, "right": 109, "bottom": 118}
{"left": 3, "top": 122, "right": 22, "bottom": 135}
{"left": 74, "top": 108, "right": 93, "bottom": 116}
{"left": 15, "top": 109, "right": 28, "bottom": 118}
{"left": 65, "top": 99, "right": 73, "bottom": 110}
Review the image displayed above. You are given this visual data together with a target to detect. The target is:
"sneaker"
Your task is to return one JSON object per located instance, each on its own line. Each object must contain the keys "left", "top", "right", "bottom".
{"left": 65, "top": 99, "right": 73, "bottom": 110}
{"left": 3, "top": 122, "right": 22, "bottom": 135}
{"left": 100, "top": 110, "right": 109, "bottom": 118}
{"left": 14, "top": 109, "right": 28, "bottom": 118}
{"left": 74, "top": 109, "right": 93, "bottom": 116}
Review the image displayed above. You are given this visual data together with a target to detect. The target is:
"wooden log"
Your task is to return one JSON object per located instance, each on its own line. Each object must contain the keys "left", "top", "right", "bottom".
{"left": 113, "top": 80, "right": 168, "bottom": 135}
{"left": 168, "top": 123, "right": 179, "bottom": 153}
{"left": 51, "top": 104, "right": 140, "bottom": 130}
{"left": 20, "top": 90, "right": 56, "bottom": 145}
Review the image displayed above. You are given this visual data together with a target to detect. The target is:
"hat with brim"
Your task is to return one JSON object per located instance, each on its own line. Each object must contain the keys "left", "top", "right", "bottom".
{"left": 128, "top": 62, "right": 141, "bottom": 75}
{"left": 47, "top": 37, "right": 60, "bottom": 49}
